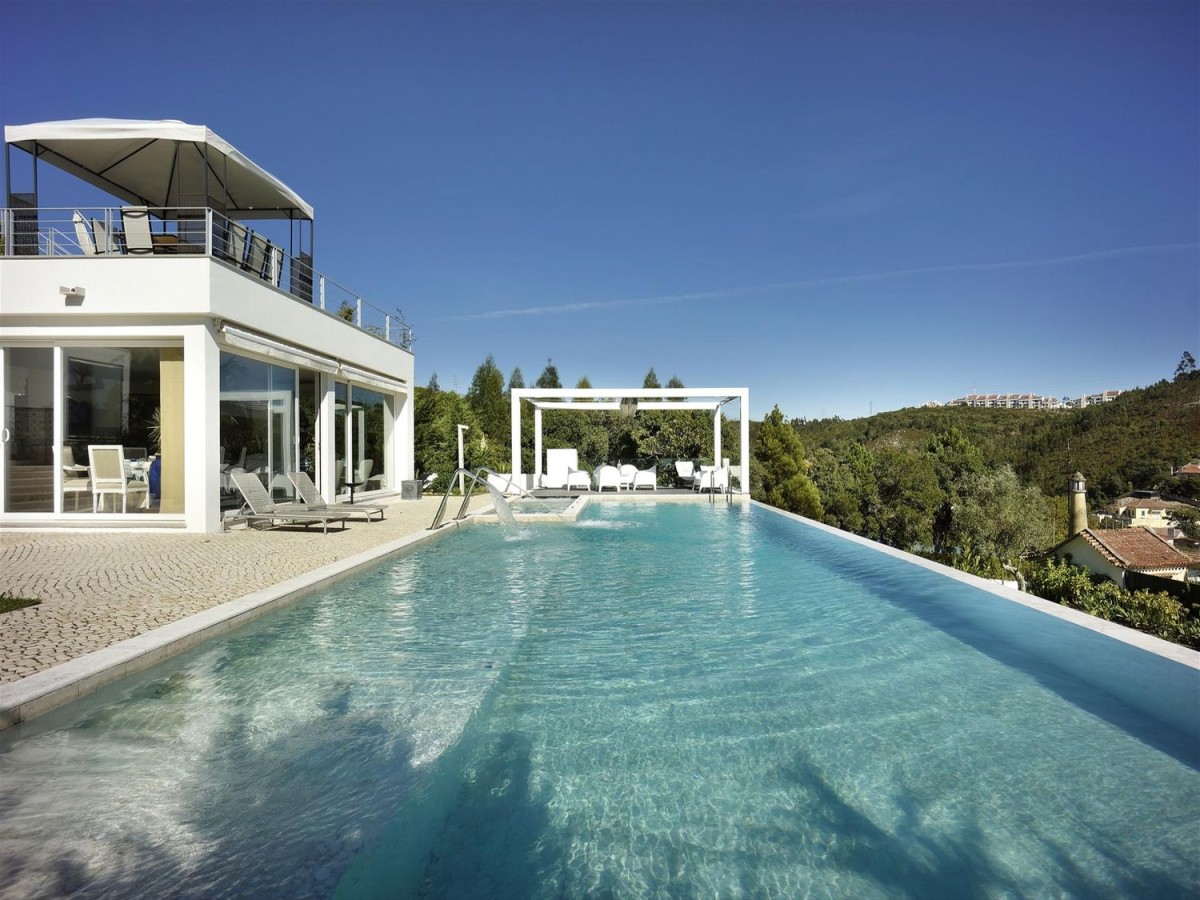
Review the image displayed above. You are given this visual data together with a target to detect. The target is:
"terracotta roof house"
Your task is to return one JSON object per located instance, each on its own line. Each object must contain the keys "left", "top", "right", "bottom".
{"left": 1105, "top": 496, "right": 1195, "bottom": 530}
{"left": 1050, "top": 527, "right": 1192, "bottom": 588}
{"left": 1173, "top": 461, "right": 1200, "bottom": 478}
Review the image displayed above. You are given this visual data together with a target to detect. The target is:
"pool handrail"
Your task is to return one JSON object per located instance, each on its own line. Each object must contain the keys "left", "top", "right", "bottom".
{"left": 428, "top": 467, "right": 546, "bottom": 530}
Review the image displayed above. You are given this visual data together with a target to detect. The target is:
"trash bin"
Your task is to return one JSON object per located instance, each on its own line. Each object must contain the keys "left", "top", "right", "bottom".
{"left": 401, "top": 479, "right": 423, "bottom": 500}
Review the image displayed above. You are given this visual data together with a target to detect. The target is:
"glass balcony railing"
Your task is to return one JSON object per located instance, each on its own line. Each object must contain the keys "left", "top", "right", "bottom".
{"left": 0, "top": 206, "right": 414, "bottom": 350}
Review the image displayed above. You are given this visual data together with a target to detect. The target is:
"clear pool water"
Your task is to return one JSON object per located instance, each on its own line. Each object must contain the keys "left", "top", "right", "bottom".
{"left": 1, "top": 502, "right": 1196, "bottom": 898}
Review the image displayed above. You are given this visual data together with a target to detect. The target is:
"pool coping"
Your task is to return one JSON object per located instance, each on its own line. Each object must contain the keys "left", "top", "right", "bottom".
{"left": 0, "top": 518, "right": 476, "bottom": 730}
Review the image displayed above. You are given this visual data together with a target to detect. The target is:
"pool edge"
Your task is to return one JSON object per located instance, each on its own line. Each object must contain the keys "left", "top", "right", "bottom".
{"left": 0, "top": 519, "right": 475, "bottom": 731}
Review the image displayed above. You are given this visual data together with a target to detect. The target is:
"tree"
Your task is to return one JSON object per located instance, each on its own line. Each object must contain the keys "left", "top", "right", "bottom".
{"left": 576, "top": 375, "right": 593, "bottom": 389}
{"left": 808, "top": 447, "right": 865, "bottom": 533}
{"left": 642, "top": 367, "right": 661, "bottom": 389}
{"left": 1174, "top": 351, "right": 1196, "bottom": 380}
{"left": 1168, "top": 506, "right": 1200, "bottom": 539}
{"left": 466, "top": 354, "right": 508, "bottom": 446}
{"left": 869, "top": 447, "right": 942, "bottom": 550}
{"left": 751, "top": 406, "right": 823, "bottom": 518}
{"left": 426, "top": 372, "right": 440, "bottom": 392}
{"left": 952, "top": 465, "right": 1054, "bottom": 561}
{"left": 926, "top": 427, "right": 985, "bottom": 551}
{"left": 508, "top": 367, "right": 525, "bottom": 390}
{"left": 535, "top": 358, "right": 562, "bottom": 389}
{"left": 666, "top": 375, "right": 685, "bottom": 389}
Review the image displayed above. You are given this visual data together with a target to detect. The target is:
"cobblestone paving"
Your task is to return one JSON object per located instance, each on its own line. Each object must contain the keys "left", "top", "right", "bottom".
{"left": 0, "top": 495, "right": 491, "bottom": 683}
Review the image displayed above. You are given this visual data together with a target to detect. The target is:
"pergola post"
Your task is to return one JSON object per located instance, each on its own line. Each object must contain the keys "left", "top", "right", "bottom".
{"left": 534, "top": 407, "right": 543, "bottom": 485}
{"left": 739, "top": 390, "right": 750, "bottom": 493}
{"left": 510, "top": 394, "right": 521, "bottom": 477}
{"left": 713, "top": 407, "right": 722, "bottom": 466}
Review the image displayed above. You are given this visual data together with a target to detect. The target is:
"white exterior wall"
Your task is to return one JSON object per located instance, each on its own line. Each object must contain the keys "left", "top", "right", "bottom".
{"left": 1, "top": 255, "right": 415, "bottom": 532}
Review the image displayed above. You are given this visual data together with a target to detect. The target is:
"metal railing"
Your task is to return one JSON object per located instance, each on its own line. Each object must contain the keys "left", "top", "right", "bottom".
{"left": 0, "top": 206, "right": 414, "bottom": 350}
{"left": 429, "top": 467, "right": 545, "bottom": 530}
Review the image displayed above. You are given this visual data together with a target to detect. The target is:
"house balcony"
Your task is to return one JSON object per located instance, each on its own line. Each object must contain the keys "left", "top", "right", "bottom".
{"left": 1, "top": 206, "right": 412, "bottom": 350}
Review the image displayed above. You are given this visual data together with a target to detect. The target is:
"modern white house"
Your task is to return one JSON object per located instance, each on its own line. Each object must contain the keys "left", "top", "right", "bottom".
{"left": 1, "top": 118, "right": 415, "bottom": 532}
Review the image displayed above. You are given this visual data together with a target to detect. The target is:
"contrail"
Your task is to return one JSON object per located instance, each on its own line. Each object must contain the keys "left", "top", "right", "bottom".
{"left": 442, "top": 242, "right": 1197, "bottom": 322}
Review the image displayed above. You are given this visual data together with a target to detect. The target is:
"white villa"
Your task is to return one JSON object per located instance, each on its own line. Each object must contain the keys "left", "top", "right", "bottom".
{"left": 0, "top": 118, "right": 415, "bottom": 532}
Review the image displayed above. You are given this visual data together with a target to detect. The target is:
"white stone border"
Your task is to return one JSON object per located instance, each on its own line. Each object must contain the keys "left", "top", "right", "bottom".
{"left": 0, "top": 519, "right": 473, "bottom": 730}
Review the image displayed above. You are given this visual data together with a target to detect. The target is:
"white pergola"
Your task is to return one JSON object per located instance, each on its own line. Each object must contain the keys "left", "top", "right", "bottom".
{"left": 510, "top": 387, "right": 750, "bottom": 494}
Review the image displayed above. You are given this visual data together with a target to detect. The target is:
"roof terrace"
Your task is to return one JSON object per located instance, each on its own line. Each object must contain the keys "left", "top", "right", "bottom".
{"left": 2, "top": 118, "right": 412, "bottom": 349}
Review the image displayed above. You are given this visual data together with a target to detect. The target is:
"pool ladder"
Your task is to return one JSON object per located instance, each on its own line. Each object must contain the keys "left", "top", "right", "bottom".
{"left": 428, "top": 466, "right": 544, "bottom": 530}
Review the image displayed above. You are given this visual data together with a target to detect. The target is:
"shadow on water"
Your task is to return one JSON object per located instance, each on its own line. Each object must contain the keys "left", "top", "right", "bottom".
{"left": 413, "top": 732, "right": 565, "bottom": 900}
{"left": 0, "top": 679, "right": 422, "bottom": 900}
{"left": 750, "top": 752, "right": 1194, "bottom": 900}
{"left": 759, "top": 513, "right": 1200, "bottom": 770}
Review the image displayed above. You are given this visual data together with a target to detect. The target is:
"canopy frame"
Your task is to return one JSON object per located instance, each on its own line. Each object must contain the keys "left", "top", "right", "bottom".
{"left": 510, "top": 387, "right": 750, "bottom": 494}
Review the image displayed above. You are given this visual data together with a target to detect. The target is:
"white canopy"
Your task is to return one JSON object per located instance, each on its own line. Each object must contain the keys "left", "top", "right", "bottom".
{"left": 5, "top": 118, "right": 313, "bottom": 220}
{"left": 510, "top": 386, "right": 751, "bottom": 494}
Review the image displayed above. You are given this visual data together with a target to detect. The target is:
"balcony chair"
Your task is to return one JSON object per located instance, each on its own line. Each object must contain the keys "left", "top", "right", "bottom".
{"left": 72, "top": 211, "right": 96, "bottom": 255}
{"left": 91, "top": 218, "right": 119, "bottom": 254}
{"left": 226, "top": 221, "right": 249, "bottom": 267}
{"left": 617, "top": 464, "right": 637, "bottom": 490}
{"left": 120, "top": 207, "right": 155, "bottom": 255}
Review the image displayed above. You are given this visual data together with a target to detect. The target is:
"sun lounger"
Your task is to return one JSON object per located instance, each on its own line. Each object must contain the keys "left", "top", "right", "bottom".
{"left": 288, "top": 471, "right": 385, "bottom": 522}
{"left": 231, "top": 471, "right": 350, "bottom": 533}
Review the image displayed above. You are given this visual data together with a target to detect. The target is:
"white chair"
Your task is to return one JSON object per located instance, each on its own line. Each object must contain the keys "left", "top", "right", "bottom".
{"left": 694, "top": 467, "right": 728, "bottom": 494}
{"left": 88, "top": 444, "right": 149, "bottom": 513}
{"left": 631, "top": 466, "right": 657, "bottom": 491}
{"left": 92, "top": 218, "right": 117, "bottom": 254}
{"left": 247, "top": 232, "right": 268, "bottom": 278}
{"left": 618, "top": 464, "right": 637, "bottom": 490}
{"left": 266, "top": 244, "right": 283, "bottom": 286}
{"left": 594, "top": 465, "right": 622, "bottom": 492}
{"left": 675, "top": 460, "right": 695, "bottom": 488}
{"left": 121, "top": 207, "right": 155, "bottom": 255}
{"left": 541, "top": 448, "right": 591, "bottom": 491}
{"left": 72, "top": 211, "right": 96, "bottom": 255}
{"left": 225, "top": 221, "right": 249, "bottom": 266}
{"left": 62, "top": 444, "right": 90, "bottom": 510}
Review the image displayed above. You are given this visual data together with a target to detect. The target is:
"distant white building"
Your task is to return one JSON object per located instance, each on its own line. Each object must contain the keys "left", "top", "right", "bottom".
{"left": 944, "top": 390, "right": 1123, "bottom": 410}
{"left": 1, "top": 118, "right": 415, "bottom": 532}
{"left": 945, "top": 392, "right": 1064, "bottom": 410}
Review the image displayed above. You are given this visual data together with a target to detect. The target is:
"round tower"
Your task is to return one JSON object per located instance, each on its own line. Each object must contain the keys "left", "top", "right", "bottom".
{"left": 1068, "top": 472, "right": 1088, "bottom": 537}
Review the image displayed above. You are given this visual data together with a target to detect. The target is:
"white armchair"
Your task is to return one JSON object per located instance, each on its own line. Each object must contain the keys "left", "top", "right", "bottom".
{"left": 594, "top": 465, "right": 622, "bottom": 492}
{"left": 631, "top": 465, "right": 657, "bottom": 491}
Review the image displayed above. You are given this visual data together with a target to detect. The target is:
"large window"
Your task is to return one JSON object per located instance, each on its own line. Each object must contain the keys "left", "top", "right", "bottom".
{"left": 219, "top": 353, "right": 297, "bottom": 507}
{"left": 336, "top": 382, "right": 390, "bottom": 496}
{"left": 2, "top": 344, "right": 183, "bottom": 516}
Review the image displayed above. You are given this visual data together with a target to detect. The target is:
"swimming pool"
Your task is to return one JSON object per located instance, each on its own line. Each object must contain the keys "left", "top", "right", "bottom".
{"left": 0, "top": 502, "right": 1196, "bottom": 898}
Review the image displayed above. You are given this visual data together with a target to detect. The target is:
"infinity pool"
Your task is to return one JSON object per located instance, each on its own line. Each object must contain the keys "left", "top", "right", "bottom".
{"left": 1, "top": 502, "right": 1196, "bottom": 898}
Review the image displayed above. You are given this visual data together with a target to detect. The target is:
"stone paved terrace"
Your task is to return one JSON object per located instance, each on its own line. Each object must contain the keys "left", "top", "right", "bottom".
{"left": 0, "top": 494, "right": 494, "bottom": 684}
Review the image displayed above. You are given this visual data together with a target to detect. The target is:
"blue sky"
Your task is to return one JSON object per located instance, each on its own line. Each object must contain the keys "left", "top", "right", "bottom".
{"left": 3, "top": 1, "right": 1196, "bottom": 419}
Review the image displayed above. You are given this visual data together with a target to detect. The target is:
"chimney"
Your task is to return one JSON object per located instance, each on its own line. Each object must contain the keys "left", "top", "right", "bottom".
{"left": 1068, "top": 472, "right": 1088, "bottom": 537}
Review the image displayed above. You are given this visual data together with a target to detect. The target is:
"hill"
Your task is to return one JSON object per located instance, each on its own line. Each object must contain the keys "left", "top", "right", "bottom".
{"left": 791, "top": 374, "right": 1200, "bottom": 503}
